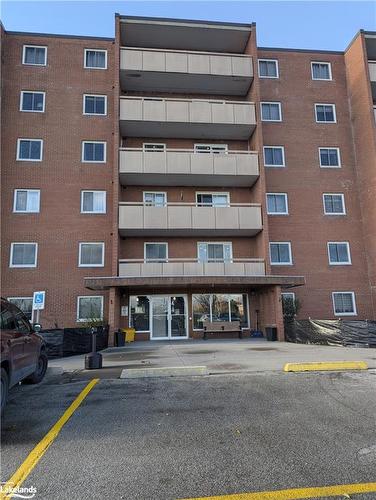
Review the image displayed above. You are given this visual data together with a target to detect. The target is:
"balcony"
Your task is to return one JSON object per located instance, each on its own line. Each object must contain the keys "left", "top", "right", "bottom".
{"left": 119, "top": 148, "right": 259, "bottom": 186}
{"left": 369, "top": 61, "right": 376, "bottom": 99}
{"left": 118, "top": 202, "right": 262, "bottom": 237}
{"left": 119, "top": 96, "right": 256, "bottom": 139}
{"left": 119, "top": 258, "right": 265, "bottom": 278}
{"left": 120, "top": 47, "right": 253, "bottom": 95}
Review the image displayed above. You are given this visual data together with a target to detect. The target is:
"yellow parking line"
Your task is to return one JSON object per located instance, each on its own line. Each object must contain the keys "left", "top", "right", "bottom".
{"left": 0, "top": 378, "right": 99, "bottom": 499}
{"left": 183, "top": 481, "right": 376, "bottom": 500}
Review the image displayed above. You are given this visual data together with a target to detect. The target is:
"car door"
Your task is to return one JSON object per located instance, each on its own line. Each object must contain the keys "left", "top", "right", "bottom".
{"left": 13, "top": 308, "right": 38, "bottom": 377}
{"left": 0, "top": 306, "right": 26, "bottom": 386}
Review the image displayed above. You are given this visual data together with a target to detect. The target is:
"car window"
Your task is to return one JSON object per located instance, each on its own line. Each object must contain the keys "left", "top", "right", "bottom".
{"left": 0, "top": 308, "right": 17, "bottom": 330}
{"left": 14, "top": 311, "right": 32, "bottom": 334}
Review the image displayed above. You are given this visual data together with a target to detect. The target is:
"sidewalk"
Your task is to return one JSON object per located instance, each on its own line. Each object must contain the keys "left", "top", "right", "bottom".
{"left": 48, "top": 339, "right": 376, "bottom": 376}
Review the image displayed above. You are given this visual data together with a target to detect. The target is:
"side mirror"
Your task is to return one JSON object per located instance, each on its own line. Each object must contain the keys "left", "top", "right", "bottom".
{"left": 33, "top": 323, "right": 42, "bottom": 333}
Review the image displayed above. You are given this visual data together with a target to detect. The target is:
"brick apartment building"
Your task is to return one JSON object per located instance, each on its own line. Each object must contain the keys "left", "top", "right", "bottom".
{"left": 1, "top": 15, "right": 375, "bottom": 342}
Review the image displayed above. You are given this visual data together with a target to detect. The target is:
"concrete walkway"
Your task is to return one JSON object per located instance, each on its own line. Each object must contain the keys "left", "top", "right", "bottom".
{"left": 48, "top": 339, "right": 376, "bottom": 376}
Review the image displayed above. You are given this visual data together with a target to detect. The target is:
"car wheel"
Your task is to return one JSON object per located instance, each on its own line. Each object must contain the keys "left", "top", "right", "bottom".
{"left": 1, "top": 368, "right": 9, "bottom": 414}
{"left": 24, "top": 353, "right": 48, "bottom": 384}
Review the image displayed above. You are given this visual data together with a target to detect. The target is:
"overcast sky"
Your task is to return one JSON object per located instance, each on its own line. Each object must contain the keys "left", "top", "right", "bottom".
{"left": 2, "top": 1, "right": 376, "bottom": 51}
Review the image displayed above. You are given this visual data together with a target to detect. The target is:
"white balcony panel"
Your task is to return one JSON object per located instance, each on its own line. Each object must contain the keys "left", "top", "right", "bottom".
{"left": 369, "top": 62, "right": 376, "bottom": 99}
{"left": 118, "top": 204, "right": 262, "bottom": 237}
{"left": 119, "top": 149, "right": 259, "bottom": 186}
{"left": 119, "top": 97, "right": 256, "bottom": 139}
{"left": 120, "top": 47, "right": 253, "bottom": 95}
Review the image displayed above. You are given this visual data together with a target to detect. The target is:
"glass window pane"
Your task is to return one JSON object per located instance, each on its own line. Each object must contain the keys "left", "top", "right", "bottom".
{"left": 270, "top": 244, "right": 279, "bottom": 263}
{"left": 16, "top": 191, "right": 27, "bottom": 211}
{"left": 229, "top": 294, "right": 248, "bottom": 327}
{"left": 12, "top": 244, "right": 36, "bottom": 265}
{"left": 83, "top": 192, "right": 93, "bottom": 211}
{"left": 275, "top": 195, "right": 286, "bottom": 212}
{"left": 212, "top": 194, "right": 229, "bottom": 207}
{"left": 332, "top": 196, "right": 343, "bottom": 213}
{"left": 279, "top": 244, "right": 290, "bottom": 262}
{"left": 79, "top": 297, "right": 102, "bottom": 320}
{"left": 270, "top": 104, "right": 280, "bottom": 120}
{"left": 130, "top": 296, "right": 149, "bottom": 331}
{"left": 30, "top": 141, "right": 41, "bottom": 159}
{"left": 22, "top": 93, "right": 33, "bottom": 110}
{"left": 211, "top": 294, "right": 230, "bottom": 322}
{"left": 35, "top": 48, "right": 46, "bottom": 64}
{"left": 28, "top": 191, "right": 39, "bottom": 211}
{"left": 145, "top": 244, "right": 166, "bottom": 262}
{"left": 80, "top": 244, "right": 103, "bottom": 265}
{"left": 198, "top": 243, "right": 207, "bottom": 262}
{"left": 8, "top": 298, "right": 33, "bottom": 320}
{"left": 192, "top": 294, "right": 211, "bottom": 329}
{"left": 93, "top": 192, "right": 105, "bottom": 212}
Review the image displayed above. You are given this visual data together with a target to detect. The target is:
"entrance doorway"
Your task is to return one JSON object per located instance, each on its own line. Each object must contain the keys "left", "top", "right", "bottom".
{"left": 150, "top": 295, "right": 188, "bottom": 340}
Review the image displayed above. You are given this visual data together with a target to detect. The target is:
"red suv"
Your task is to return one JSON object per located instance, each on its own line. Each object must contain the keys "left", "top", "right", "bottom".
{"left": 1, "top": 297, "right": 48, "bottom": 413}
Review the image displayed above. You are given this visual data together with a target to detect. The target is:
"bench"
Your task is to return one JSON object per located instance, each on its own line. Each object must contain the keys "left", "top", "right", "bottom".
{"left": 202, "top": 320, "right": 242, "bottom": 340}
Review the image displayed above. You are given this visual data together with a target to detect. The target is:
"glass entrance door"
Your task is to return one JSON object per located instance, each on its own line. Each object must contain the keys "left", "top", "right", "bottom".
{"left": 150, "top": 296, "right": 188, "bottom": 340}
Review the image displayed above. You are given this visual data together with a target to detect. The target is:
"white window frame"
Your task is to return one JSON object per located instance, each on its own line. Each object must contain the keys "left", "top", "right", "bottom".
{"left": 315, "top": 103, "right": 337, "bottom": 123}
{"left": 13, "top": 189, "right": 41, "bottom": 213}
{"left": 318, "top": 147, "right": 341, "bottom": 168}
{"left": 7, "top": 297, "right": 33, "bottom": 318}
{"left": 258, "top": 59, "right": 279, "bottom": 79}
{"left": 266, "top": 193, "right": 289, "bottom": 215}
{"left": 323, "top": 193, "right": 346, "bottom": 215}
{"left": 327, "top": 242, "right": 352, "bottom": 266}
{"left": 84, "top": 49, "right": 107, "bottom": 69}
{"left": 16, "top": 138, "right": 43, "bottom": 162}
{"left": 144, "top": 242, "right": 168, "bottom": 262}
{"left": 197, "top": 241, "right": 233, "bottom": 262}
{"left": 194, "top": 144, "right": 228, "bottom": 154}
{"left": 263, "top": 146, "right": 285, "bottom": 167}
{"left": 83, "top": 94, "right": 107, "bottom": 116}
{"left": 143, "top": 143, "right": 166, "bottom": 152}
{"left": 19, "top": 91, "right": 46, "bottom": 113}
{"left": 80, "top": 191, "right": 106, "bottom": 214}
{"left": 281, "top": 292, "right": 295, "bottom": 302}
{"left": 311, "top": 61, "right": 332, "bottom": 81}
{"left": 260, "top": 102, "right": 282, "bottom": 122}
{"left": 77, "top": 296, "right": 104, "bottom": 322}
{"left": 269, "top": 242, "right": 293, "bottom": 266}
{"left": 78, "top": 242, "right": 105, "bottom": 268}
{"left": 81, "top": 141, "right": 107, "bottom": 163}
{"left": 332, "top": 292, "right": 357, "bottom": 316}
{"left": 143, "top": 191, "right": 167, "bottom": 206}
{"left": 195, "top": 192, "right": 230, "bottom": 207}
{"left": 10, "top": 242, "right": 38, "bottom": 268}
{"left": 22, "top": 45, "right": 47, "bottom": 66}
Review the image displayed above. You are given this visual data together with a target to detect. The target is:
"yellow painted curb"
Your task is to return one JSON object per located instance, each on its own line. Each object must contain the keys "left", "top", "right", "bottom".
{"left": 283, "top": 361, "right": 368, "bottom": 372}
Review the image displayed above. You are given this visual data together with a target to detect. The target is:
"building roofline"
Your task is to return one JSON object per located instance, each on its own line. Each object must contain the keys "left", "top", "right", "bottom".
{"left": 118, "top": 14, "right": 253, "bottom": 30}
{"left": 4, "top": 30, "right": 114, "bottom": 41}
{"left": 258, "top": 46, "right": 344, "bottom": 55}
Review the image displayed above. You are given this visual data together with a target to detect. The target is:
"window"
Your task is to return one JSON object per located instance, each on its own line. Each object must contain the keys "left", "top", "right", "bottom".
{"left": 281, "top": 292, "right": 295, "bottom": 304}
{"left": 84, "top": 49, "right": 107, "bottom": 69}
{"left": 129, "top": 296, "right": 150, "bottom": 331}
{"left": 82, "top": 141, "right": 106, "bottom": 163}
{"left": 81, "top": 191, "right": 106, "bottom": 214}
{"left": 10, "top": 243, "right": 38, "bottom": 268}
{"left": 20, "top": 91, "right": 45, "bottom": 112}
{"left": 328, "top": 242, "right": 351, "bottom": 265}
{"left": 143, "top": 143, "right": 166, "bottom": 152}
{"left": 261, "top": 102, "right": 282, "bottom": 122}
{"left": 197, "top": 242, "right": 232, "bottom": 262}
{"left": 266, "top": 193, "right": 288, "bottom": 215}
{"left": 83, "top": 95, "right": 107, "bottom": 115}
{"left": 8, "top": 298, "right": 33, "bottom": 321}
{"left": 319, "top": 148, "right": 341, "bottom": 167}
{"left": 77, "top": 296, "right": 103, "bottom": 322}
{"left": 13, "top": 189, "right": 40, "bottom": 213}
{"left": 263, "top": 146, "right": 285, "bottom": 167}
{"left": 196, "top": 193, "right": 229, "bottom": 207}
{"left": 332, "top": 292, "right": 357, "bottom": 316}
{"left": 270, "top": 242, "right": 292, "bottom": 265}
{"left": 194, "top": 144, "right": 228, "bottom": 154}
{"left": 78, "top": 242, "right": 104, "bottom": 267}
{"left": 323, "top": 194, "right": 346, "bottom": 215}
{"left": 311, "top": 62, "right": 332, "bottom": 80}
{"left": 17, "top": 139, "right": 43, "bottom": 161}
{"left": 192, "top": 294, "right": 248, "bottom": 330}
{"left": 258, "top": 59, "right": 279, "bottom": 78}
{"left": 143, "top": 192, "right": 167, "bottom": 207}
{"left": 144, "top": 243, "right": 168, "bottom": 262}
{"left": 22, "top": 45, "right": 47, "bottom": 66}
{"left": 315, "top": 104, "right": 336, "bottom": 123}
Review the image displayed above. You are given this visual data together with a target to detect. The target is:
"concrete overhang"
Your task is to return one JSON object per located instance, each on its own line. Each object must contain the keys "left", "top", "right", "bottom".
{"left": 119, "top": 16, "right": 252, "bottom": 53}
{"left": 84, "top": 275, "right": 305, "bottom": 291}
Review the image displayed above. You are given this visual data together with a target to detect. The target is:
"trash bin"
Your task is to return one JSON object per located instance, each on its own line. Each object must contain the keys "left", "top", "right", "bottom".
{"left": 265, "top": 326, "right": 278, "bottom": 341}
{"left": 115, "top": 329, "right": 125, "bottom": 347}
{"left": 122, "top": 328, "right": 136, "bottom": 343}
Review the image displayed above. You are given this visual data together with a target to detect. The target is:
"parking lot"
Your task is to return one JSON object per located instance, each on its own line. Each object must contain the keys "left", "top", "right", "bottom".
{"left": 2, "top": 365, "right": 376, "bottom": 499}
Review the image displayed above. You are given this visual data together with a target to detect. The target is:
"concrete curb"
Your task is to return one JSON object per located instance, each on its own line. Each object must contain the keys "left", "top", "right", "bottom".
{"left": 120, "top": 366, "right": 208, "bottom": 379}
{"left": 284, "top": 361, "right": 368, "bottom": 372}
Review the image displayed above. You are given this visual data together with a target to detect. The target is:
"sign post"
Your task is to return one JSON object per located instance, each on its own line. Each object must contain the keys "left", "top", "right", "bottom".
{"left": 32, "top": 291, "right": 45, "bottom": 325}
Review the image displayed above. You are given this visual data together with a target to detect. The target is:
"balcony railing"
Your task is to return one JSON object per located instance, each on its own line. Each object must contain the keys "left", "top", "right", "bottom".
{"left": 119, "top": 96, "right": 256, "bottom": 139}
{"left": 119, "top": 148, "right": 259, "bottom": 186}
{"left": 119, "top": 258, "right": 265, "bottom": 278}
{"left": 120, "top": 46, "right": 253, "bottom": 95}
{"left": 118, "top": 202, "right": 263, "bottom": 237}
